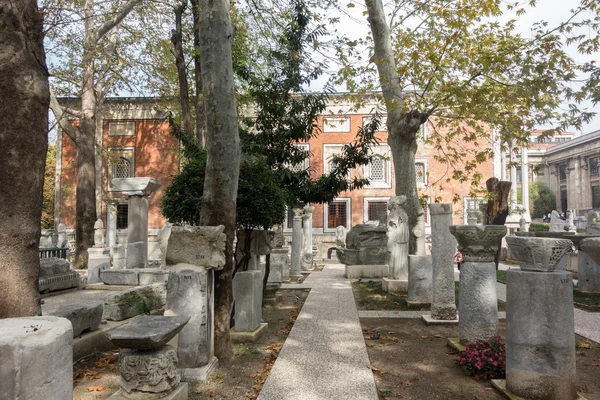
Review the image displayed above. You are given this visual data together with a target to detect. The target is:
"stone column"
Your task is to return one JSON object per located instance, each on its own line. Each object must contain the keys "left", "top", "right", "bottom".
{"left": 426, "top": 204, "right": 457, "bottom": 321}
{"left": 510, "top": 146, "right": 518, "bottom": 207}
{"left": 106, "top": 201, "right": 117, "bottom": 250}
{"left": 290, "top": 208, "right": 303, "bottom": 279}
{"left": 450, "top": 225, "right": 507, "bottom": 343}
{"left": 500, "top": 143, "right": 507, "bottom": 181}
{"left": 505, "top": 236, "right": 576, "bottom": 400}
{"left": 0, "top": 316, "right": 73, "bottom": 400}
{"left": 302, "top": 205, "right": 315, "bottom": 270}
{"left": 521, "top": 147, "right": 531, "bottom": 227}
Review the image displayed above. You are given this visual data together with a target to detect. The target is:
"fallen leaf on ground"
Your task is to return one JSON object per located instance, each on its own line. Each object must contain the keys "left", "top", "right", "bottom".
{"left": 420, "top": 335, "right": 428, "bottom": 339}
{"left": 87, "top": 386, "right": 105, "bottom": 392}
{"left": 484, "top": 387, "right": 493, "bottom": 391}
{"left": 370, "top": 366, "right": 385, "bottom": 376}
{"left": 401, "top": 380, "right": 412, "bottom": 386}
{"left": 580, "top": 343, "right": 592, "bottom": 349}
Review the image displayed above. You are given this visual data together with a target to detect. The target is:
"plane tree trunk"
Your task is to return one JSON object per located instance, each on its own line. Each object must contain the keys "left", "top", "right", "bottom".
{"left": 0, "top": 0, "right": 49, "bottom": 317}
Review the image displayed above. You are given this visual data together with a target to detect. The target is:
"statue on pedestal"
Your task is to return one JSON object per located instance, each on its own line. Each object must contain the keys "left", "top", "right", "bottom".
{"left": 387, "top": 196, "right": 409, "bottom": 279}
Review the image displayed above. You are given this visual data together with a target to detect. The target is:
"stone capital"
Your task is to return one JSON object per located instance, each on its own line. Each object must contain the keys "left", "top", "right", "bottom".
{"left": 292, "top": 208, "right": 304, "bottom": 218}
{"left": 303, "top": 205, "right": 315, "bottom": 215}
{"left": 449, "top": 225, "right": 507, "bottom": 262}
{"left": 428, "top": 203, "right": 452, "bottom": 215}
{"left": 505, "top": 236, "right": 573, "bottom": 272}
{"left": 166, "top": 225, "right": 227, "bottom": 269}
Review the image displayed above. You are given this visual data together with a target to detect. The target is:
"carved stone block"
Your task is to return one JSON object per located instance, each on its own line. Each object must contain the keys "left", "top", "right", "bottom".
{"left": 166, "top": 226, "right": 226, "bottom": 270}
{"left": 449, "top": 225, "right": 507, "bottom": 262}
{"left": 505, "top": 236, "right": 573, "bottom": 272}
{"left": 120, "top": 345, "right": 180, "bottom": 393}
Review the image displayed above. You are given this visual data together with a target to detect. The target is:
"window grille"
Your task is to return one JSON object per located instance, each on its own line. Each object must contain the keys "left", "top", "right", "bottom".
{"left": 559, "top": 165, "right": 567, "bottom": 182}
{"left": 367, "top": 201, "right": 388, "bottom": 224}
{"left": 112, "top": 158, "right": 131, "bottom": 179}
{"left": 328, "top": 202, "right": 348, "bottom": 228}
{"left": 415, "top": 163, "right": 425, "bottom": 183}
{"left": 116, "top": 204, "right": 128, "bottom": 229}
{"left": 369, "top": 157, "right": 385, "bottom": 182}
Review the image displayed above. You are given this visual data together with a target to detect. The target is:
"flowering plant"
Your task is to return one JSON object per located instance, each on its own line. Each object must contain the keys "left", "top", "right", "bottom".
{"left": 455, "top": 336, "right": 506, "bottom": 380}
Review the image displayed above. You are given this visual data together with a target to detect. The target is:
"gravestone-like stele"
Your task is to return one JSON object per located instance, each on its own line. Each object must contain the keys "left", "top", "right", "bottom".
{"left": 383, "top": 196, "right": 409, "bottom": 294}
{"left": 450, "top": 225, "right": 507, "bottom": 343}
{"left": 57, "top": 223, "right": 68, "bottom": 248}
{"left": 578, "top": 237, "right": 600, "bottom": 292}
{"left": 425, "top": 204, "right": 457, "bottom": 322}
{"left": 112, "top": 177, "right": 161, "bottom": 269}
{"left": 504, "top": 235, "right": 576, "bottom": 400}
{"left": 165, "top": 225, "right": 226, "bottom": 383}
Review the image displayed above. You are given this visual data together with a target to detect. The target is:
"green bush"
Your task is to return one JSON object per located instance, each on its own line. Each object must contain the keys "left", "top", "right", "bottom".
{"left": 529, "top": 222, "right": 550, "bottom": 232}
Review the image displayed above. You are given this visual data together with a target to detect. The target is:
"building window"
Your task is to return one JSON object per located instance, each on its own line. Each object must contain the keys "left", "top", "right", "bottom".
{"left": 116, "top": 203, "right": 128, "bottom": 229}
{"left": 593, "top": 186, "right": 600, "bottom": 209}
{"left": 108, "top": 121, "right": 136, "bottom": 136}
{"left": 108, "top": 147, "right": 135, "bottom": 190}
{"left": 559, "top": 165, "right": 567, "bottom": 182}
{"left": 516, "top": 167, "right": 522, "bottom": 184}
{"left": 287, "top": 144, "right": 310, "bottom": 172}
{"left": 323, "top": 117, "right": 350, "bottom": 133}
{"left": 363, "top": 197, "right": 390, "bottom": 225}
{"left": 324, "top": 198, "right": 351, "bottom": 231}
{"left": 590, "top": 157, "right": 599, "bottom": 177}
{"left": 112, "top": 158, "right": 131, "bottom": 179}
{"left": 362, "top": 115, "right": 387, "bottom": 132}
{"left": 415, "top": 162, "right": 426, "bottom": 184}
{"left": 323, "top": 144, "right": 353, "bottom": 179}
{"left": 463, "top": 197, "right": 485, "bottom": 224}
{"left": 369, "top": 156, "right": 386, "bottom": 182}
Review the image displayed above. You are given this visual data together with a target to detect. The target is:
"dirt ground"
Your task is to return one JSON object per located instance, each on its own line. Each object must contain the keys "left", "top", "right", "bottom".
{"left": 72, "top": 289, "right": 309, "bottom": 400}
{"left": 360, "top": 318, "right": 600, "bottom": 400}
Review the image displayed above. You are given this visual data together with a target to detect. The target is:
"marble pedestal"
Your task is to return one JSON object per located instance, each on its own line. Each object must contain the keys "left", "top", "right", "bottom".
{"left": 381, "top": 278, "right": 408, "bottom": 294}
{"left": 88, "top": 247, "right": 111, "bottom": 284}
{"left": 506, "top": 269, "right": 576, "bottom": 400}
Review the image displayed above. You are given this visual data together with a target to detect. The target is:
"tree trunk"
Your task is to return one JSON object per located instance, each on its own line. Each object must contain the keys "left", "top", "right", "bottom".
{"left": 484, "top": 177, "right": 512, "bottom": 225}
{"left": 0, "top": 0, "right": 49, "bottom": 317}
{"left": 190, "top": 0, "right": 206, "bottom": 147}
{"left": 73, "top": 39, "right": 98, "bottom": 268}
{"left": 197, "top": 0, "right": 241, "bottom": 363}
{"left": 366, "top": 0, "right": 427, "bottom": 253}
{"left": 171, "top": 0, "right": 194, "bottom": 137}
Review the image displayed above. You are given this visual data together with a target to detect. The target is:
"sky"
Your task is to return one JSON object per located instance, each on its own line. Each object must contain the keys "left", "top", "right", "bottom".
{"left": 314, "top": 0, "right": 600, "bottom": 135}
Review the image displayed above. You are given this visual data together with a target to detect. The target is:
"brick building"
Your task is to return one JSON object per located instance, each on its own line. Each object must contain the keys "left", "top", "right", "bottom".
{"left": 55, "top": 95, "right": 497, "bottom": 256}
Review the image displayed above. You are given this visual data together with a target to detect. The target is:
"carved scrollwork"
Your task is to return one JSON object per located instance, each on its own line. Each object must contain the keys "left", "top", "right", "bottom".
{"left": 120, "top": 346, "right": 180, "bottom": 394}
{"left": 449, "top": 225, "right": 507, "bottom": 262}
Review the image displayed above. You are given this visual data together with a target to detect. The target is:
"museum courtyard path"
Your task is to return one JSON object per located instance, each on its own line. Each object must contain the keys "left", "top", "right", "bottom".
{"left": 258, "top": 263, "right": 379, "bottom": 400}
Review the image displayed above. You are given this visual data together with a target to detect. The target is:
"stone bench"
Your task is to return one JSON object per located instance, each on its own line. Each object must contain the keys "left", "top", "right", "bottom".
{"left": 43, "top": 300, "right": 104, "bottom": 337}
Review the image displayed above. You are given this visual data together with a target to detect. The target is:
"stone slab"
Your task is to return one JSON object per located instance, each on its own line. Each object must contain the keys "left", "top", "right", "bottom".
{"left": 381, "top": 278, "right": 408, "bottom": 294}
{"left": 233, "top": 270, "right": 263, "bottom": 332}
{"left": 421, "top": 314, "right": 459, "bottom": 325}
{"left": 101, "top": 269, "right": 139, "bottom": 285}
{"left": 166, "top": 225, "right": 226, "bottom": 269}
{"left": 111, "top": 177, "right": 161, "bottom": 195}
{"left": 230, "top": 322, "right": 268, "bottom": 344}
{"left": 43, "top": 300, "right": 104, "bottom": 337}
{"left": 345, "top": 264, "right": 389, "bottom": 279}
{"left": 88, "top": 262, "right": 110, "bottom": 284}
{"left": 578, "top": 251, "right": 600, "bottom": 292}
{"left": 139, "top": 270, "right": 170, "bottom": 285}
{"left": 40, "top": 257, "right": 71, "bottom": 276}
{"left": 103, "top": 284, "right": 167, "bottom": 321}
{"left": 0, "top": 316, "right": 73, "bottom": 400}
{"left": 491, "top": 379, "right": 589, "bottom": 400}
{"left": 108, "top": 315, "right": 190, "bottom": 350}
{"left": 39, "top": 270, "right": 81, "bottom": 293}
{"left": 179, "top": 357, "right": 219, "bottom": 383}
{"left": 108, "top": 382, "right": 189, "bottom": 400}
{"left": 408, "top": 255, "right": 433, "bottom": 304}
{"left": 127, "top": 241, "right": 148, "bottom": 269}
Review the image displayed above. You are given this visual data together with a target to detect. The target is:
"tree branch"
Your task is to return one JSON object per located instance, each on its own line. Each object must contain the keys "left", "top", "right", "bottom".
{"left": 49, "top": 87, "right": 78, "bottom": 142}
{"left": 96, "top": 0, "right": 143, "bottom": 41}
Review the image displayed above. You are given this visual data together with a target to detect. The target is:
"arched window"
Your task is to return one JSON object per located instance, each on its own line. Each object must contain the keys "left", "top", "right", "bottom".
{"left": 112, "top": 157, "right": 131, "bottom": 179}
{"left": 369, "top": 156, "right": 386, "bottom": 182}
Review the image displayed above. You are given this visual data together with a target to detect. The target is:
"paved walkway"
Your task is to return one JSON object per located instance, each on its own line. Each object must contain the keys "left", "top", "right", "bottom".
{"left": 258, "top": 264, "right": 378, "bottom": 400}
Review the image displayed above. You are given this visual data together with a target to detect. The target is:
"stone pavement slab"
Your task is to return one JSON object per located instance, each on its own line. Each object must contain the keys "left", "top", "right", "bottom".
{"left": 258, "top": 264, "right": 378, "bottom": 400}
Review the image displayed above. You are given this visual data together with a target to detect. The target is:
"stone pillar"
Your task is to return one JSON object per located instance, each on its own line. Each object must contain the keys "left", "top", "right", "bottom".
{"left": 415, "top": 214, "right": 426, "bottom": 256}
{"left": 106, "top": 201, "right": 117, "bottom": 250}
{"left": 521, "top": 147, "right": 529, "bottom": 213}
{"left": 165, "top": 225, "right": 226, "bottom": 383}
{"left": 505, "top": 236, "right": 575, "bottom": 400}
{"left": 112, "top": 178, "right": 161, "bottom": 270}
{"left": 290, "top": 208, "right": 303, "bottom": 279}
{"left": 579, "top": 238, "right": 600, "bottom": 292}
{"left": 57, "top": 223, "right": 68, "bottom": 248}
{"left": 510, "top": 146, "right": 518, "bottom": 207}
{"left": 233, "top": 270, "right": 263, "bottom": 332}
{"left": 450, "top": 225, "right": 507, "bottom": 343}
{"left": 500, "top": 146, "right": 507, "bottom": 181}
{"left": 302, "top": 205, "right": 315, "bottom": 270}
{"left": 0, "top": 316, "right": 73, "bottom": 400}
{"left": 426, "top": 204, "right": 457, "bottom": 321}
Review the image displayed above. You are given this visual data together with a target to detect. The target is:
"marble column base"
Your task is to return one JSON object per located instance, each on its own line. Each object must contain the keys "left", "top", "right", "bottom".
{"left": 382, "top": 278, "right": 408, "bottom": 294}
